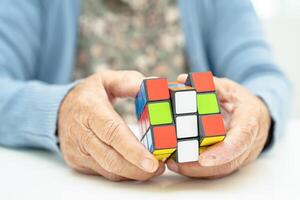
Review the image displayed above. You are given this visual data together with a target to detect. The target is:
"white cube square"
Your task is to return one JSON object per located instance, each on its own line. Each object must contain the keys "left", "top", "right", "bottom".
{"left": 174, "top": 90, "right": 197, "bottom": 114}
{"left": 176, "top": 115, "right": 198, "bottom": 139}
{"left": 177, "top": 140, "right": 199, "bottom": 163}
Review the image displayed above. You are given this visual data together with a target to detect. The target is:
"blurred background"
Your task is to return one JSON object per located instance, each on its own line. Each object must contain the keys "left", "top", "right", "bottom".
{"left": 251, "top": 0, "right": 300, "bottom": 117}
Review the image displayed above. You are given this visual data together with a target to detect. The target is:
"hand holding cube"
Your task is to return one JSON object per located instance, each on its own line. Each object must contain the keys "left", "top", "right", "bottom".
{"left": 166, "top": 76, "right": 271, "bottom": 178}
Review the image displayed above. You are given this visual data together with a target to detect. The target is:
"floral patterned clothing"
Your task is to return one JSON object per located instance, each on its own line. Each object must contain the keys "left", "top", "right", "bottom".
{"left": 76, "top": 0, "right": 187, "bottom": 122}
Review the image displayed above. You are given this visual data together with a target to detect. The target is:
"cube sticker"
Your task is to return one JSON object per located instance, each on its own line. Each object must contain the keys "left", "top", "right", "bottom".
{"left": 155, "top": 154, "right": 172, "bottom": 161}
{"left": 175, "top": 115, "right": 198, "bottom": 139}
{"left": 200, "top": 136, "right": 225, "bottom": 146}
{"left": 145, "top": 78, "right": 170, "bottom": 101}
{"left": 177, "top": 139, "right": 199, "bottom": 163}
{"left": 174, "top": 90, "right": 197, "bottom": 114}
{"left": 197, "top": 93, "right": 220, "bottom": 115}
{"left": 152, "top": 125, "right": 177, "bottom": 150}
{"left": 199, "top": 114, "right": 226, "bottom": 137}
{"left": 148, "top": 101, "right": 173, "bottom": 125}
{"left": 186, "top": 71, "right": 215, "bottom": 92}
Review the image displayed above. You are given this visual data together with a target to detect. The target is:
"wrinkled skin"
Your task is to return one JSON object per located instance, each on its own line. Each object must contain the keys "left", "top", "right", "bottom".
{"left": 58, "top": 70, "right": 271, "bottom": 181}
{"left": 166, "top": 74, "right": 271, "bottom": 179}
{"left": 58, "top": 70, "right": 165, "bottom": 181}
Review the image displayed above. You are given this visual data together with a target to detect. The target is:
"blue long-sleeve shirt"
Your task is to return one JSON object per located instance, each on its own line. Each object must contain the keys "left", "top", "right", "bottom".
{"left": 0, "top": 0, "right": 291, "bottom": 152}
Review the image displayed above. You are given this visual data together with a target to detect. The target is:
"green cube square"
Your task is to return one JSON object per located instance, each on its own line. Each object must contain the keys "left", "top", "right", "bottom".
{"left": 197, "top": 93, "right": 220, "bottom": 114}
{"left": 148, "top": 101, "right": 173, "bottom": 125}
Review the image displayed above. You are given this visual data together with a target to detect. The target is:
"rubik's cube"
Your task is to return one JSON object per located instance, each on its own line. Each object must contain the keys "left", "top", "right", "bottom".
{"left": 135, "top": 72, "right": 226, "bottom": 163}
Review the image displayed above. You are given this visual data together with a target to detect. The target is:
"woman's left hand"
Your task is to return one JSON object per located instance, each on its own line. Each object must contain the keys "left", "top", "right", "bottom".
{"left": 166, "top": 75, "right": 271, "bottom": 179}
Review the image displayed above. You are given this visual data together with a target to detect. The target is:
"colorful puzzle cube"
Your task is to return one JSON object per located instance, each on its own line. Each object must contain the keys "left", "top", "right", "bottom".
{"left": 135, "top": 72, "right": 226, "bottom": 163}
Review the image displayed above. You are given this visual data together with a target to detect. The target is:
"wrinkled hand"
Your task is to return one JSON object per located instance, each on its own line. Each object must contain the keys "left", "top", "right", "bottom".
{"left": 58, "top": 70, "right": 165, "bottom": 181}
{"left": 166, "top": 75, "right": 271, "bottom": 179}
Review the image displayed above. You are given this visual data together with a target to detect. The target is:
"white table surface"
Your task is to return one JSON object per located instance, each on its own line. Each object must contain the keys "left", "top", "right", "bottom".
{"left": 0, "top": 120, "right": 299, "bottom": 200}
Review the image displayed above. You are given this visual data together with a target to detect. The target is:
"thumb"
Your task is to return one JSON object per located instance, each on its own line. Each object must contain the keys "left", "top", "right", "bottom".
{"left": 101, "top": 70, "right": 145, "bottom": 98}
{"left": 177, "top": 73, "right": 188, "bottom": 83}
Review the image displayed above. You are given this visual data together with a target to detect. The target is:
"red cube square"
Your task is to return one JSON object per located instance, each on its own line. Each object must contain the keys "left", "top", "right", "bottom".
{"left": 145, "top": 78, "right": 170, "bottom": 101}
{"left": 200, "top": 114, "right": 226, "bottom": 137}
{"left": 152, "top": 125, "right": 177, "bottom": 149}
{"left": 187, "top": 72, "right": 215, "bottom": 92}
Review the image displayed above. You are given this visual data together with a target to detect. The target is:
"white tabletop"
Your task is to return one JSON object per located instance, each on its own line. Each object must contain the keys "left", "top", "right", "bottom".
{"left": 0, "top": 120, "right": 299, "bottom": 200}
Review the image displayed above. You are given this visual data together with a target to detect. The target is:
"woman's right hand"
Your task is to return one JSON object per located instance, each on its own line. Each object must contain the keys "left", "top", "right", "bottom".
{"left": 58, "top": 70, "right": 165, "bottom": 181}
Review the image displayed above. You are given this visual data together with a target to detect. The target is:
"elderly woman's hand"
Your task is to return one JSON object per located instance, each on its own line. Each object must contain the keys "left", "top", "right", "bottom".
{"left": 166, "top": 75, "right": 271, "bottom": 178}
{"left": 58, "top": 70, "right": 165, "bottom": 181}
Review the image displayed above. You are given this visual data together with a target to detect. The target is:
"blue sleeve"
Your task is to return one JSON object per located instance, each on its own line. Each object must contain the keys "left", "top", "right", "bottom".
{"left": 206, "top": 0, "right": 292, "bottom": 149}
{"left": 0, "top": 0, "right": 76, "bottom": 152}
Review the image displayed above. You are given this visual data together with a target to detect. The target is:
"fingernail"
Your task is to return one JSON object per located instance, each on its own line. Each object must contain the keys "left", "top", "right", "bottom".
{"left": 168, "top": 159, "right": 178, "bottom": 172}
{"left": 140, "top": 158, "right": 156, "bottom": 172}
{"left": 199, "top": 155, "right": 217, "bottom": 167}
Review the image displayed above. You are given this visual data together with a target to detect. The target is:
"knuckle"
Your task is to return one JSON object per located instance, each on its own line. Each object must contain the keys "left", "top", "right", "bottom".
{"left": 101, "top": 119, "right": 122, "bottom": 145}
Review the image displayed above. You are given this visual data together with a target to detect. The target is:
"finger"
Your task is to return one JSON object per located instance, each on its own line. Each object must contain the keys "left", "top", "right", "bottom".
{"left": 69, "top": 156, "right": 126, "bottom": 180}
{"left": 212, "top": 77, "right": 238, "bottom": 103}
{"left": 88, "top": 70, "right": 159, "bottom": 172}
{"left": 166, "top": 150, "right": 249, "bottom": 178}
{"left": 177, "top": 73, "right": 188, "bottom": 83}
{"left": 82, "top": 158, "right": 127, "bottom": 181}
{"left": 154, "top": 161, "right": 166, "bottom": 177}
{"left": 66, "top": 151, "right": 127, "bottom": 181}
{"left": 101, "top": 70, "right": 145, "bottom": 98}
{"left": 85, "top": 135, "right": 161, "bottom": 181}
{"left": 88, "top": 99, "right": 159, "bottom": 173}
{"left": 86, "top": 157, "right": 128, "bottom": 181}
{"left": 198, "top": 107, "right": 259, "bottom": 167}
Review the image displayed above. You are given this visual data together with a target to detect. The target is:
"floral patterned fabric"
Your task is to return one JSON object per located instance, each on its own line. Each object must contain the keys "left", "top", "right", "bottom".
{"left": 75, "top": 0, "right": 186, "bottom": 122}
